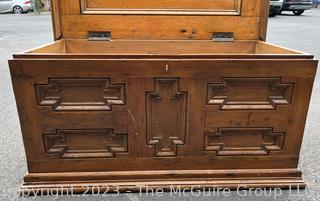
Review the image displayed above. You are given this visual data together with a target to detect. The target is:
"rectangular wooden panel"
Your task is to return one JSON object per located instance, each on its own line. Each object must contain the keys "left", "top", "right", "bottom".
{"left": 35, "top": 78, "right": 125, "bottom": 111}
{"left": 81, "top": 0, "right": 242, "bottom": 15}
{"left": 60, "top": 15, "right": 260, "bottom": 40}
{"left": 51, "top": 0, "right": 270, "bottom": 40}
{"left": 44, "top": 129, "right": 127, "bottom": 158}
{"left": 207, "top": 78, "right": 293, "bottom": 110}
{"left": 204, "top": 128, "right": 284, "bottom": 156}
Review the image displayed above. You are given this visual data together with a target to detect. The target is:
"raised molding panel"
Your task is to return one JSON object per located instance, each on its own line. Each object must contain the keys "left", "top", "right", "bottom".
{"left": 146, "top": 78, "right": 187, "bottom": 157}
{"left": 207, "top": 78, "right": 293, "bottom": 110}
{"left": 44, "top": 129, "right": 127, "bottom": 158}
{"left": 80, "top": 0, "right": 242, "bottom": 15}
{"left": 204, "top": 128, "right": 284, "bottom": 156}
{"left": 35, "top": 78, "right": 125, "bottom": 111}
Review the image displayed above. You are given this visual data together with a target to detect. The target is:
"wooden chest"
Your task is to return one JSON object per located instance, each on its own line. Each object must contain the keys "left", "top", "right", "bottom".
{"left": 10, "top": 0, "right": 318, "bottom": 193}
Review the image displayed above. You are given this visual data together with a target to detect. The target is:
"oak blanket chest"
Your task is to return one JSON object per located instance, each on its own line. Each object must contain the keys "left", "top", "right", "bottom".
{"left": 9, "top": 0, "right": 318, "bottom": 193}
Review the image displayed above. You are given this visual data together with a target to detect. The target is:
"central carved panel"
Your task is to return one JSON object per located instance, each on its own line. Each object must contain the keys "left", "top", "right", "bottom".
{"left": 146, "top": 78, "right": 187, "bottom": 157}
{"left": 44, "top": 129, "right": 127, "bottom": 158}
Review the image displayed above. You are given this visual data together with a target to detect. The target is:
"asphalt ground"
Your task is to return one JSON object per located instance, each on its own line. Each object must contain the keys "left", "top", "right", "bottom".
{"left": 0, "top": 9, "right": 320, "bottom": 201}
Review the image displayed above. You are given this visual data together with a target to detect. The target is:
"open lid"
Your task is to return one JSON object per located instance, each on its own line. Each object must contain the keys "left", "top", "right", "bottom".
{"left": 51, "top": 0, "right": 270, "bottom": 41}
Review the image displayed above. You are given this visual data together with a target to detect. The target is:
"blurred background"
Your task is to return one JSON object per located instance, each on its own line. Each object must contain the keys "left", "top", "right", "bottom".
{"left": 0, "top": 0, "right": 319, "bottom": 15}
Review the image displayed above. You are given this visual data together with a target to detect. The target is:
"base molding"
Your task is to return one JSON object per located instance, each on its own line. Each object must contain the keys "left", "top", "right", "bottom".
{"left": 20, "top": 169, "right": 306, "bottom": 195}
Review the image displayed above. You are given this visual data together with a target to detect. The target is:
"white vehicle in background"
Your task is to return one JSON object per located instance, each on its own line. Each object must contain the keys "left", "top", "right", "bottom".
{"left": 0, "top": 0, "right": 32, "bottom": 14}
{"left": 281, "top": 0, "right": 313, "bottom": 16}
{"left": 269, "top": 0, "right": 284, "bottom": 17}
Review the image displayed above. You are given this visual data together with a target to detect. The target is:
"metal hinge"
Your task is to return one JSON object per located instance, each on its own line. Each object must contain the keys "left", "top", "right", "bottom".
{"left": 212, "top": 32, "right": 234, "bottom": 42}
{"left": 88, "top": 31, "right": 111, "bottom": 41}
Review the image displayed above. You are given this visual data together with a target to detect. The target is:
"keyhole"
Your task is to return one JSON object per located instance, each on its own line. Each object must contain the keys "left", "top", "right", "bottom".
{"left": 165, "top": 64, "right": 169, "bottom": 72}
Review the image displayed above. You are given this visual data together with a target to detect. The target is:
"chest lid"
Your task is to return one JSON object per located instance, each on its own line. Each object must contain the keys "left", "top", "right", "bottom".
{"left": 51, "top": 0, "right": 270, "bottom": 41}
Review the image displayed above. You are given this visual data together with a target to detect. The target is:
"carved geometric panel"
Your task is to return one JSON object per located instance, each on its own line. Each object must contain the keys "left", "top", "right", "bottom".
{"left": 204, "top": 128, "right": 284, "bottom": 156}
{"left": 146, "top": 78, "right": 187, "bottom": 157}
{"left": 35, "top": 78, "right": 125, "bottom": 111}
{"left": 44, "top": 129, "right": 127, "bottom": 158}
{"left": 207, "top": 78, "right": 293, "bottom": 110}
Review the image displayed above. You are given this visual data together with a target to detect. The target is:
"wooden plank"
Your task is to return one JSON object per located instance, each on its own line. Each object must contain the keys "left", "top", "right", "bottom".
{"left": 65, "top": 40, "right": 257, "bottom": 54}
{"left": 51, "top": 0, "right": 62, "bottom": 40}
{"left": 10, "top": 59, "right": 317, "bottom": 79}
{"left": 27, "top": 156, "right": 300, "bottom": 172}
{"left": 259, "top": 0, "right": 270, "bottom": 41}
{"left": 24, "top": 169, "right": 303, "bottom": 182}
{"left": 61, "top": 15, "right": 260, "bottom": 40}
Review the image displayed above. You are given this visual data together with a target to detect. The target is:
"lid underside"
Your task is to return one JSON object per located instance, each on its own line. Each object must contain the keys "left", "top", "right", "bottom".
{"left": 51, "top": 0, "right": 270, "bottom": 41}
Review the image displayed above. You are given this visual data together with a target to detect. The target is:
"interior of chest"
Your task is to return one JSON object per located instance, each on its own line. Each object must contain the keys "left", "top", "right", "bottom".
{"left": 18, "top": 0, "right": 309, "bottom": 57}
{"left": 24, "top": 40, "right": 304, "bottom": 56}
